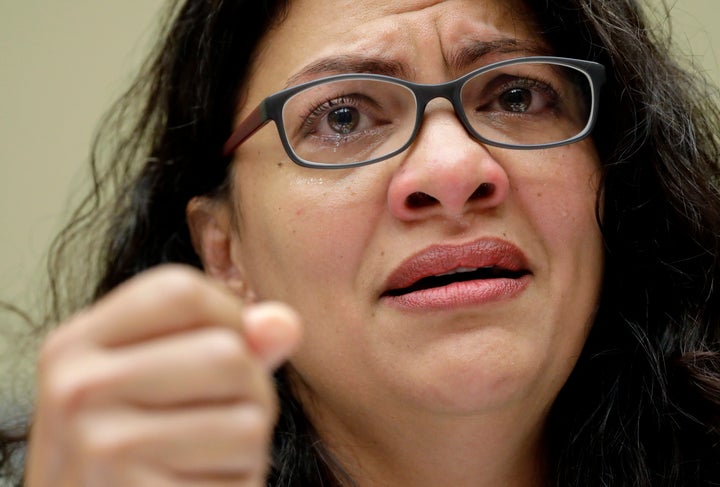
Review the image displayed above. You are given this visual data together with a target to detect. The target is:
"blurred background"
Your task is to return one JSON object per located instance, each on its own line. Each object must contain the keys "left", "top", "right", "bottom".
{"left": 0, "top": 0, "right": 719, "bottom": 414}
{"left": 0, "top": 0, "right": 166, "bottom": 421}
{"left": 1, "top": 0, "right": 164, "bottom": 311}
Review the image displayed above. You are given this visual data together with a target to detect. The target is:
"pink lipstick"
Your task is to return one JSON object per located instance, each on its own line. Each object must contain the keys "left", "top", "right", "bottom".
{"left": 381, "top": 238, "right": 531, "bottom": 311}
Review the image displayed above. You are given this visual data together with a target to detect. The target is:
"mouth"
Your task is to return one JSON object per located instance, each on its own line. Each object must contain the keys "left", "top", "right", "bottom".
{"left": 380, "top": 239, "right": 531, "bottom": 309}
{"left": 383, "top": 266, "right": 530, "bottom": 297}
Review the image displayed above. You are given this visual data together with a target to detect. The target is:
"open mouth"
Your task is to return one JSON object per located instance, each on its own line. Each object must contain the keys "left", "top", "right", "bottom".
{"left": 383, "top": 266, "right": 530, "bottom": 297}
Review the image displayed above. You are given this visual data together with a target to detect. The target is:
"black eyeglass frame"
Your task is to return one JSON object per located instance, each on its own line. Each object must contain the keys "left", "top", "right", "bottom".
{"left": 222, "top": 56, "right": 606, "bottom": 169}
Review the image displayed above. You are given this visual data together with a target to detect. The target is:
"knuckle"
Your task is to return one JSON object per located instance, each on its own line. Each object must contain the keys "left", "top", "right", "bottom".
{"left": 195, "top": 330, "right": 278, "bottom": 405}
{"left": 40, "top": 365, "right": 95, "bottom": 416}
{"left": 37, "top": 311, "right": 91, "bottom": 367}
{"left": 228, "top": 406, "right": 274, "bottom": 447}
{"left": 38, "top": 354, "right": 115, "bottom": 417}
{"left": 201, "top": 327, "right": 251, "bottom": 365}
{"left": 36, "top": 329, "right": 66, "bottom": 372}
{"left": 155, "top": 267, "right": 205, "bottom": 302}
{"left": 76, "top": 419, "right": 131, "bottom": 460}
{"left": 148, "top": 266, "right": 223, "bottom": 318}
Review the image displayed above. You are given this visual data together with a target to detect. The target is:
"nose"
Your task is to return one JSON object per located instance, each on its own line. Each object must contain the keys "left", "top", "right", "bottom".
{"left": 387, "top": 104, "right": 510, "bottom": 222}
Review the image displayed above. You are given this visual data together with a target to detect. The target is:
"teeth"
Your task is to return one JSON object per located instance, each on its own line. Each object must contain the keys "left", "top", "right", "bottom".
{"left": 436, "top": 266, "right": 486, "bottom": 277}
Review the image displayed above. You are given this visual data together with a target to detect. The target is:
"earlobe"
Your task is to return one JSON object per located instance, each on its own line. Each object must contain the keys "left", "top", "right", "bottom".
{"left": 186, "top": 196, "right": 251, "bottom": 299}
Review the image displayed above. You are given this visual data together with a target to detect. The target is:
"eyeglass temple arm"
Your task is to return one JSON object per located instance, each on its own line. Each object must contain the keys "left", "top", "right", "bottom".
{"left": 222, "top": 103, "right": 270, "bottom": 157}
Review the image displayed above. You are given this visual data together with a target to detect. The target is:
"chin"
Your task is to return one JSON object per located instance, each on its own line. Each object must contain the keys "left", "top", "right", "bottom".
{"left": 394, "top": 336, "right": 561, "bottom": 416}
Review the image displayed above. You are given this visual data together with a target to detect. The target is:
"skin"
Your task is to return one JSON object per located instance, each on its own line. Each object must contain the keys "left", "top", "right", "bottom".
{"left": 192, "top": 0, "right": 605, "bottom": 484}
{"left": 25, "top": 0, "right": 604, "bottom": 486}
{"left": 26, "top": 267, "right": 301, "bottom": 486}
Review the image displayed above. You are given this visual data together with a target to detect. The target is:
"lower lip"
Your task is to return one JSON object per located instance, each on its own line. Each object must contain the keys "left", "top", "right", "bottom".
{"left": 381, "top": 275, "right": 531, "bottom": 311}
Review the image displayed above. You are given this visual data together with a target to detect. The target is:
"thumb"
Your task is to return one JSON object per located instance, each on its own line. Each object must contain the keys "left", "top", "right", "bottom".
{"left": 242, "top": 302, "right": 303, "bottom": 370}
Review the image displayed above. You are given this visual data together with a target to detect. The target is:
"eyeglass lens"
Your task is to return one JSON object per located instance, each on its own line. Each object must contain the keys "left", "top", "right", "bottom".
{"left": 281, "top": 61, "right": 592, "bottom": 165}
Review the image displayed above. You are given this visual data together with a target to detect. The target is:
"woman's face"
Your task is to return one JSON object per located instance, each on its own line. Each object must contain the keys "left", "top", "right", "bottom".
{"left": 222, "top": 0, "right": 603, "bottom": 420}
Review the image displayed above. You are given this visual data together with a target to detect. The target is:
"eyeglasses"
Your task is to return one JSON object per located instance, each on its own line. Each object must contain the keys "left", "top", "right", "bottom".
{"left": 223, "top": 56, "right": 606, "bottom": 169}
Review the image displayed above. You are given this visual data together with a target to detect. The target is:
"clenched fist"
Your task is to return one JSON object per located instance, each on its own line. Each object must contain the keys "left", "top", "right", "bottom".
{"left": 25, "top": 265, "right": 302, "bottom": 487}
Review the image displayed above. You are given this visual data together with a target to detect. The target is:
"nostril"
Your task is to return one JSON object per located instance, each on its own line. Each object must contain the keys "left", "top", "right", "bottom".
{"left": 470, "top": 182, "right": 495, "bottom": 200}
{"left": 406, "top": 191, "right": 438, "bottom": 209}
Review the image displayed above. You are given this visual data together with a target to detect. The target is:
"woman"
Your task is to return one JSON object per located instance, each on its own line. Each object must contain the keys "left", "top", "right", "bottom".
{"left": 2, "top": 0, "right": 720, "bottom": 485}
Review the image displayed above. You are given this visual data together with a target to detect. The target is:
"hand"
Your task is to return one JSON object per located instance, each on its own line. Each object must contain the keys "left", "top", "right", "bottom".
{"left": 24, "top": 265, "right": 302, "bottom": 487}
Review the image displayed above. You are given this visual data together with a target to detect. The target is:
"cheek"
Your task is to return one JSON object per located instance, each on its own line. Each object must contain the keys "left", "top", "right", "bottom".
{"left": 233, "top": 163, "right": 384, "bottom": 304}
{"left": 507, "top": 150, "right": 604, "bottom": 392}
{"left": 516, "top": 148, "right": 602, "bottom": 255}
{"left": 510, "top": 146, "right": 604, "bottom": 327}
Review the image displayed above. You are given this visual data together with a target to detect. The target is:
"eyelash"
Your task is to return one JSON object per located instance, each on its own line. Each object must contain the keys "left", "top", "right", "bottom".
{"left": 499, "top": 77, "right": 560, "bottom": 104}
{"left": 299, "top": 95, "right": 363, "bottom": 134}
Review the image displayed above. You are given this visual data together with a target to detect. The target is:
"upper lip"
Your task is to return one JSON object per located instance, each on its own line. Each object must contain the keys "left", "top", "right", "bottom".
{"left": 381, "top": 238, "right": 531, "bottom": 297}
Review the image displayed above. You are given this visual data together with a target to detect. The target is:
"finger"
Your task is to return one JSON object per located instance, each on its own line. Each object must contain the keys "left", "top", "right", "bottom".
{"left": 241, "top": 302, "right": 302, "bottom": 369}
{"left": 54, "top": 265, "right": 248, "bottom": 348}
{"left": 71, "top": 457, "right": 264, "bottom": 487}
{"left": 100, "top": 327, "right": 276, "bottom": 408}
{"left": 75, "top": 404, "right": 274, "bottom": 479}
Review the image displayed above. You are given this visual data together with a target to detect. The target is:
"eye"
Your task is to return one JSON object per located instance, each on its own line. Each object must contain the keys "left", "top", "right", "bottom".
{"left": 492, "top": 79, "right": 556, "bottom": 115}
{"left": 467, "top": 74, "right": 560, "bottom": 118}
{"left": 499, "top": 87, "right": 534, "bottom": 113}
{"left": 301, "top": 95, "right": 377, "bottom": 138}
{"left": 327, "top": 106, "right": 360, "bottom": 134}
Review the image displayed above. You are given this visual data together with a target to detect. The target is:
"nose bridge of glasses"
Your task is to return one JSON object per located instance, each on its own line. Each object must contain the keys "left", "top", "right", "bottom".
{"left": 412, "top": 80, "right": 466, "bottom": 125}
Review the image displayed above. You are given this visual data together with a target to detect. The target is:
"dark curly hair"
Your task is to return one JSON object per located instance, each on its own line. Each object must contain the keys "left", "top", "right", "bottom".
{"left": 2, "top": 0, "right": 720, "bottom": 485}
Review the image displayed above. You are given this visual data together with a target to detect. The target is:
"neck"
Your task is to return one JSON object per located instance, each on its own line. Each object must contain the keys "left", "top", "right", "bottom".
{"left": 297, "top": 384, "right": 550, "bottom": 487}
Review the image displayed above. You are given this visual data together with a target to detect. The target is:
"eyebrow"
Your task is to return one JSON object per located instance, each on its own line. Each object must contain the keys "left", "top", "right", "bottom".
{"left": 285, "top": 56, "right": 411, "bottom": 88}
{"left": 284, "top": 37, "right": 549, "bottom": 88}
{"left": 448, "top": 38, "right": 549, "bottom": 71}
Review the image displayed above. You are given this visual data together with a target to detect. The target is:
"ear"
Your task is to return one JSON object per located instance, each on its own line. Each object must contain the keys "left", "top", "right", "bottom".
{"left": 186, "top": 196, "right": 252, "bottom": 299}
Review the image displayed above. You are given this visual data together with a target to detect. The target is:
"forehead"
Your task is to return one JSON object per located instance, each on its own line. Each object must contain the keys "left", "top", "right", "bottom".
{"left": 248, "top": 0, "right": 544, "bottom": 90}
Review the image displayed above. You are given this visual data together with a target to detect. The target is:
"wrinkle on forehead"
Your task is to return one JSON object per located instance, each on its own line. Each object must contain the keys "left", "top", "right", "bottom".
{"left": 284, "top": 37, "right": 548, "bottom": 89}
{"left": 321, "top": 0, "right": 518, "bottom": 19}
{"left": 247, "top": 0, "right": 542, "bottom": 97}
